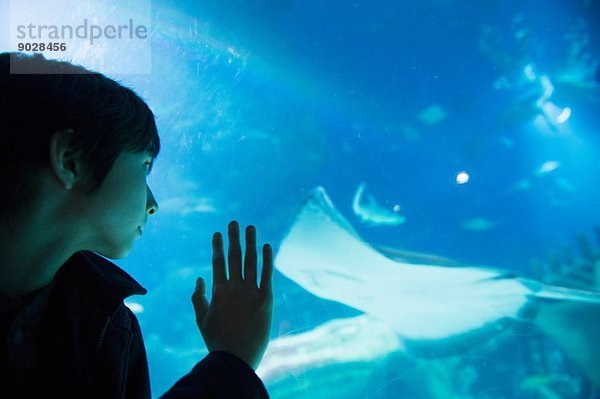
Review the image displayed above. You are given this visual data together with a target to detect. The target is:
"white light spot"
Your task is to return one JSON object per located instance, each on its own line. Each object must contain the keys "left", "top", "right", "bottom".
{"left": 456, "top": 171, "right": 470, "bottom": 185}
{"left": 393, "top": 204, "right": 401, "bottom": 212}
{"left": 125, "top": 301, "right": 144, "bottom": 314}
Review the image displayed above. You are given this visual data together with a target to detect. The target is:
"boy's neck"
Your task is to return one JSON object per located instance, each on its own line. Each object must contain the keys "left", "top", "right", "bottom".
{"left": 0, "top": 220, "right": 73, "bottom": 297}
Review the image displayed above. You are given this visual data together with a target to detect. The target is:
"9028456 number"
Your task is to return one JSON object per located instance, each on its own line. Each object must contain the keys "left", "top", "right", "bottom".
{"left": 17, "top": 43, "right": 67, "bottom": 52}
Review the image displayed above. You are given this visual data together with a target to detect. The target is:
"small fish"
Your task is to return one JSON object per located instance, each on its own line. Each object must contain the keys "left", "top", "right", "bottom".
{"left": 461, "top": 217, "right": 497, "bottom": 231}
{"left": 352, "top": 183, "right": 406, "bottom": 226}
{"left": 555, "top": 177, "right": 575, "bottom": 192}
{"left": 519, "top": 374, "right": 555, "bottom": 390}
{"left": 508, "top": 179, "right": 531, "bottom": 193}
{"left": 536, "top": 161, "right": 560, "bottom": 175}
{"left": 498, "top": 136, "right": 515, "bottom": 148}
{"left": 402, "top": 125, "right": 420, "bottom": 142}
{"left": 418, "top": 104, "right": 447, "bottom": 126}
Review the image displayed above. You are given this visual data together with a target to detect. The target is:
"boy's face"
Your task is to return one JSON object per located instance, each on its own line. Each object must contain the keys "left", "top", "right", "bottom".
{"left": 82, "top": 150, "right": 158, "bottom": 259}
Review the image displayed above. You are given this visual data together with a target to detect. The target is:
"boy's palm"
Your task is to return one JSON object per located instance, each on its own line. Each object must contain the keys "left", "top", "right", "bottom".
{"left": 191, "top": 221, "right": 273, "bottom": 371}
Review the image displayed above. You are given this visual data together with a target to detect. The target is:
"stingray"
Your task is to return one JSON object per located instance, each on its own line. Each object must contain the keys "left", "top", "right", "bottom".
{"left": 352, "top": 183, "right": 406, "bottom": 226}
{"left": 274, "top": 187, "right": 600, "bottom": 343}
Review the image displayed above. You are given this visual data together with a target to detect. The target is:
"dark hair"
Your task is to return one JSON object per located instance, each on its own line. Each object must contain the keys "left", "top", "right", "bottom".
{"left": 0, "top": 52, "right": 161, "bottom": 229}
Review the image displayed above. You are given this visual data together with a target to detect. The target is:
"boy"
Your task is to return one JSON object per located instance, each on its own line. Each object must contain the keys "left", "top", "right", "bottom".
{"left": 0, "top": 52, "right": 273, "bottom": 398}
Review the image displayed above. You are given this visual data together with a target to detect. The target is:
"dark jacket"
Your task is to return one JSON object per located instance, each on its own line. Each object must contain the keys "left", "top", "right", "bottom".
{"left": 0, "top": 250, "right": 270, "bottom": 398}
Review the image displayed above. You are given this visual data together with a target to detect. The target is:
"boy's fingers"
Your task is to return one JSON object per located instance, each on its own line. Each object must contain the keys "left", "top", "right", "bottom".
{"left": 212, "top": 232, "right": 227, "bottom": 286}
{"left": 244, "top": 225, "right": 258, "bottom": 288}
{"left": 260, "top": 244, "right": 273, "bottom": 297}
{"left": 191, "top": 277, "right": 209, "bottom": 321}
{"left": 194, "top": 277, "right": 205, "bottom": 295}
{"left": 228, "top": 221, "right": 243, "bottom": 282}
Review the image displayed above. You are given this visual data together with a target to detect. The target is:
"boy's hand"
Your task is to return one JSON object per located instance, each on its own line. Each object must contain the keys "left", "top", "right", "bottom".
{"left": 191, "top": 220, "right": 273, "bottom": 370}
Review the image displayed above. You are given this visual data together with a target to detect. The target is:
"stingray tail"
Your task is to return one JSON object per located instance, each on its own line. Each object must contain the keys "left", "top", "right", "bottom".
{"left": 520, "top": 278, "right": 600, "bottom": 304}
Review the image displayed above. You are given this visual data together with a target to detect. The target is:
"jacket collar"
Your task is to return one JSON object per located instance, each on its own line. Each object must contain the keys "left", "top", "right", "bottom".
{"left": 54, "top": 251, "right": 147, "bottom": 314}
{"left": 76, "top": 251, "right": 147, "bottom": 298}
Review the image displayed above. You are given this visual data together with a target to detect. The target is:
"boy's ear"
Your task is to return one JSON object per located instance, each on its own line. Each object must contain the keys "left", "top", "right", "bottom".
{"left": 49, "top": 128, "right": 86, "bottom": 190}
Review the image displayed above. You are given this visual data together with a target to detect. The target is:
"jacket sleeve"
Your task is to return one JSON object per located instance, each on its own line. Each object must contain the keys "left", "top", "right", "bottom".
{"left": 161, "top": 351, "right": 269, "bottom": 399}
{"left": 160, "top": 351, "right": 270, "bottom": 399}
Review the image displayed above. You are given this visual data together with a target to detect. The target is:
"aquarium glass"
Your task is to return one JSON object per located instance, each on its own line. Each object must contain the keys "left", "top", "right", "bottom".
{"left": 3, "top": 0, "right": 600, "bottom": 397}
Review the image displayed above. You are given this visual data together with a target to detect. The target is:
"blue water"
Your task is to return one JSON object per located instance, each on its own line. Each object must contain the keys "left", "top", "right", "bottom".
{"left": 5, "top": 0, "right": 599, "bottom": 396}
{"left": 125, "top": 0, "right": 600, "bottom": 397}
